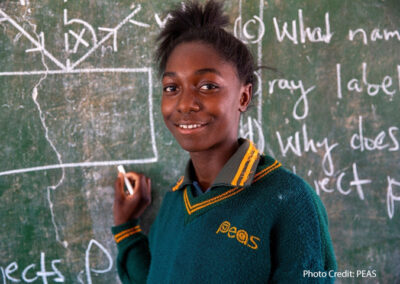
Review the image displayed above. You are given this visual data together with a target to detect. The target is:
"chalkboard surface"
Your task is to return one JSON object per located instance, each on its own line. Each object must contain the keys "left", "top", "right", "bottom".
{"left": 0, "top": 0, "right": 399, "bottom": 283}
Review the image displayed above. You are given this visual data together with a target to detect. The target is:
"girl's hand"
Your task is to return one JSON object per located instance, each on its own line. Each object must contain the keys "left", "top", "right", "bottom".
{"left": 113, "top": 171, "right": 151, "bottom": 226}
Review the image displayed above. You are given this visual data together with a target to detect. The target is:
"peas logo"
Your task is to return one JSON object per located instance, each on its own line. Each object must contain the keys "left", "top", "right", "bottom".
{"left": 216, "top": 220, "right": 260, "bottom": 250}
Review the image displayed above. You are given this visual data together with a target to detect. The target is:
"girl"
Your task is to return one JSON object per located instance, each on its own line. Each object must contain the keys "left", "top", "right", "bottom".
{"left": 112, "top": 1, "right": 337, "bottom": 283}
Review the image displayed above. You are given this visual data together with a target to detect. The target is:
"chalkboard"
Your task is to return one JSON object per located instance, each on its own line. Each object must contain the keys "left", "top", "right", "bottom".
{"left": 0, "top": 0, "right": 399, "bottom": 283}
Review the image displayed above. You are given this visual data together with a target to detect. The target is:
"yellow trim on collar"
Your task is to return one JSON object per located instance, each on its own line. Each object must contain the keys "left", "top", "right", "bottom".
{"left": 172, "top": 176, "right": 184, "bottom": 191}
{"left": 239, "top": 147, "right": 259, "bottom": 186}
{"left": 184, "top": 186, "right": 246, "bottom": 215}
{"left": 253, "top": 160, "right": 281, "bottom": 183}
{"left": 183, "top": 160, "right": 281, "bottom": 215}
{"left": 231, "top": 142, "right": 257, "bottom": 186}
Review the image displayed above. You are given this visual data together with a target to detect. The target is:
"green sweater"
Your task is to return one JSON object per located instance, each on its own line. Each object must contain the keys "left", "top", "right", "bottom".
{"left": 112, "top": 139, "right": 337, "bottom": 283}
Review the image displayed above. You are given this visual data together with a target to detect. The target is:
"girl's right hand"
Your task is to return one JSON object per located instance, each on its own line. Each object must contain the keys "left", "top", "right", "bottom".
{"left": 113, "top": 171, "right": 151, "bottom": 226}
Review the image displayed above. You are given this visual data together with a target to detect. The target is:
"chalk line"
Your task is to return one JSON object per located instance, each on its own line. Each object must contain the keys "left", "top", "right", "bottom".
{"left": 0, "top": 67, "right": 150, "bottom": 76}
{"left": 0, "top": 158, "right": 158, "bottom": 177}
{"left": 257, "top": 0, "right": 264, "bottom": 124}
{"left": 147, "top": 68, "right": 158, "bottom": 164}
{"left": 0, "top": 9, "right": 66, "bottom": 70}
{"left": 28, "top": 19, "right": 68, "bottom": 245}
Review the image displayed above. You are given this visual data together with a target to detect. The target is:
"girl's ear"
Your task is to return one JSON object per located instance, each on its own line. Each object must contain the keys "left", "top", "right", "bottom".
{"left": 239, "top": 83, "right": 252, "bottom": 112}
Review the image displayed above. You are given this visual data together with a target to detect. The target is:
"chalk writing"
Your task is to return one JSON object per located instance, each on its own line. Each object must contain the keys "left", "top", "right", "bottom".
{"left": 268, "top": 78, "right": 316, "bottom": 120}
{"left": 387, "top": 177, "right": 400, "bottom": 219}
{"left": 85, "top": 240, "right": 113, "bottom": 284}
{"left": 0, "top": 253, "right": 64, "bottom": 284}
{"left": 350, "top": 116, "right": 399, "bottom": 152}
{"left": 336, "top": 63, "right": 399, "bottom": 99}
{"left": 273, "top": 9, "right": 333, "bottom": 44}
{"left": 349, "top": 28, "right": 400, "bottom": 45}
{"left": 0, "top": 240, "right": 111, "bottom": 283}
{"left": 234, "top": 0, "right": 265, "bottom": 44}
{"left": 276, "top": 124, "right": 338, "bottom": 176}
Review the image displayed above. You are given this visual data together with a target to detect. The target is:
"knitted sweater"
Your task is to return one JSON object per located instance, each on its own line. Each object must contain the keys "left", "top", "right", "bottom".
{"left": 112, "top": 140, "right": 337, "bottom": 283}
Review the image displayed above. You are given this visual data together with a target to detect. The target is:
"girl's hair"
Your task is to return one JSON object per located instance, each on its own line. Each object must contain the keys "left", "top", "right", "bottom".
{"left": 155, "top": 0, "right": 255, "bottom": 88}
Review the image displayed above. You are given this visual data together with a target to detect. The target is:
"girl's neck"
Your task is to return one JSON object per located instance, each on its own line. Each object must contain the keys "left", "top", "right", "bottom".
{"left": 189, "top": 139, "right": 239, "bottom": 192}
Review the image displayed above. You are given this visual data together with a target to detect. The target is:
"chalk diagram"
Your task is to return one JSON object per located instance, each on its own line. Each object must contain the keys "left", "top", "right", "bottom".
{"left": 0, "top": 1, "right": 157, "bottom": 252}
{"left": 0, "top": 3, "right": 157, "bottom": 176}
{"left": 0, "top": 1, "right": 266, "bottom": 281}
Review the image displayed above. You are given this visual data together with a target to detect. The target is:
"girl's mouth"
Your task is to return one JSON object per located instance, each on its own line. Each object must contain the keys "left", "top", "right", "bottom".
{"left": 178, "top": 124, "right": 203, "bottom": 129}
{"left": 174, "top": 122, "right": 207, "bottom": 134}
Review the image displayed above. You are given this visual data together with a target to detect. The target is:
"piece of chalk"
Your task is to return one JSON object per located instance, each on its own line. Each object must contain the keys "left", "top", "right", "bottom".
{"left": 117, "top": 165, "right": 134, "bottom": 195}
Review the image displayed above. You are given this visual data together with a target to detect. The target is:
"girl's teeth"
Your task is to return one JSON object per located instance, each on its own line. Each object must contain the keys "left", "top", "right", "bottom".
{"left": 180, "top": 124, "right": 201, "bottom": 129}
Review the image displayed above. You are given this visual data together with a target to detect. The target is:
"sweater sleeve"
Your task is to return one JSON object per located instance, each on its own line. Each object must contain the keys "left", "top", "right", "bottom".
{"left": 269, "top": 179, "right": 337, "bottom": 283}
{"left": 111, "top": 219, "right": 151, "bottom": 284}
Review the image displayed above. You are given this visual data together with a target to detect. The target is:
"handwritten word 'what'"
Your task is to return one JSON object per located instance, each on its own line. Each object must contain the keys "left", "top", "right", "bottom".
{"left": 273, "top": 9, "right": 333, "bottom": 44}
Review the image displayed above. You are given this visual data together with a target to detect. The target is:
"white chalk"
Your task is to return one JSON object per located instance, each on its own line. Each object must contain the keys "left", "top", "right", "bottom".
{"left": 117, "top": 165, "right": 134, "bottom": 195}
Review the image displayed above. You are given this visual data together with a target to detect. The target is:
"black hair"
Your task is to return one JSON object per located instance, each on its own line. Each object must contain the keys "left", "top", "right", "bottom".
{"left": 155, "top": 0, "right": 255, "bottom": 88}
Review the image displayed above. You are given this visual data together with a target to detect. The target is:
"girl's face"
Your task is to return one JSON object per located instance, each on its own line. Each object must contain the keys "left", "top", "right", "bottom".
{"left": 161, "top": 41, "right": 251, "bottom": 153}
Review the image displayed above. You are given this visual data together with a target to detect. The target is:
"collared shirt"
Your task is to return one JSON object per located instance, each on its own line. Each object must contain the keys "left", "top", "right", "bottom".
{"left": 112, "top": 138, "right": 337, "bottom": 283}
{"left": 172, "top": 138, "right": 261, "bottom": 195}
{"left": 192, "top": 181, "right": 211, "bottom": 197}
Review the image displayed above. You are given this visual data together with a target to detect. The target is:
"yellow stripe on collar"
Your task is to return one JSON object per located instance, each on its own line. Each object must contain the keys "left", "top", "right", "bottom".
{"left": 182, "top": 159, "right": 282, "bottom": 216}
{"left": 172, "top": 176, "right": 184, "bottom": 191}
{"left": 231, "top": 142, "right": 256, "bottom": 186}
{"left": 253, "top": 160, "right": 282, "bottom": 183}
{"left": 238, "top": 147, "right": 259, "bottom": 186}
{"left": 183, "top": 186, "right": 247, "bottom": 215}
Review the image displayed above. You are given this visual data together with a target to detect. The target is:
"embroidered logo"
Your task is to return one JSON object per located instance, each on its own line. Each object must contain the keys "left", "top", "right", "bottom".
{"left": 216, "top": 220, "right": 260, "bottom": 250}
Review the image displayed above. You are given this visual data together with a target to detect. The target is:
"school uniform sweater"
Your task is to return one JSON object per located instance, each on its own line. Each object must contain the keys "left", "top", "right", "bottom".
{"left": 112, "top": 139, "right": 337, "bottom": 283}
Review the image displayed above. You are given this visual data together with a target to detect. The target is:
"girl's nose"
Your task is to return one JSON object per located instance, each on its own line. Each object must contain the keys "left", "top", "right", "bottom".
{"left": 176, "top": 88, "right": 200, "bottom": 113}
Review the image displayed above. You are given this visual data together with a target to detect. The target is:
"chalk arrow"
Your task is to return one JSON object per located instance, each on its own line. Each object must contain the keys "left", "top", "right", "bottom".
{"left": 26, "top": 31, "right": 45, "bottom": 53}
{"left": 0, "top": 9, "right": 65, "bottom": 69}
{"left": 98, "top": 27, "right": 118, "bottom": 51}
{"left": 154, "top": 13, "right": 172, "bottom": 29}
{"left": 70, "top": 5, "right": 142, "bottom": 69}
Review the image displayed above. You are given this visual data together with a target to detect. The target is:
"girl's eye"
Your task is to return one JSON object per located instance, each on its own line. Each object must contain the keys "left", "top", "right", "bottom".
{"left": 199, "top": 83, "right": 218, "bottom": 90}
{"left": 163, "top": 85, "right": 177, "bottom": 93}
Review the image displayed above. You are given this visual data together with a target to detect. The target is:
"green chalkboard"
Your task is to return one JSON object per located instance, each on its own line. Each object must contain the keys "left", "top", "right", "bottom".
{"left": 0, "top": 0, "right": 399, "bottom": 283}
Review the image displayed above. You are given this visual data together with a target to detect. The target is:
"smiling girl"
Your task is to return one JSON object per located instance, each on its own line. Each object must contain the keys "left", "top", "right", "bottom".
{"left": 112, "top": 1, "right": 337, "bottom": 283}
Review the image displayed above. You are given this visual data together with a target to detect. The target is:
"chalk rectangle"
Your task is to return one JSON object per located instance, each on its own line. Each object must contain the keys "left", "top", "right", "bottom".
{"left": 0, "top": 68, "right": 157, "bottom": 177}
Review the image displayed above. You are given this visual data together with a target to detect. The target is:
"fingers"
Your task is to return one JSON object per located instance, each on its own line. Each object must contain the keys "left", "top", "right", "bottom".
{"left": 113, "top": 170, "right": 152, "bottom": 222}
{"left": 114, "top": 172, "right": 125, "bottom": 201}
{"left": 125, "top": 172, "right": 141, "bottom": 195}
{"left": 115, "top": 170, "right": 151, "bottom": 203}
